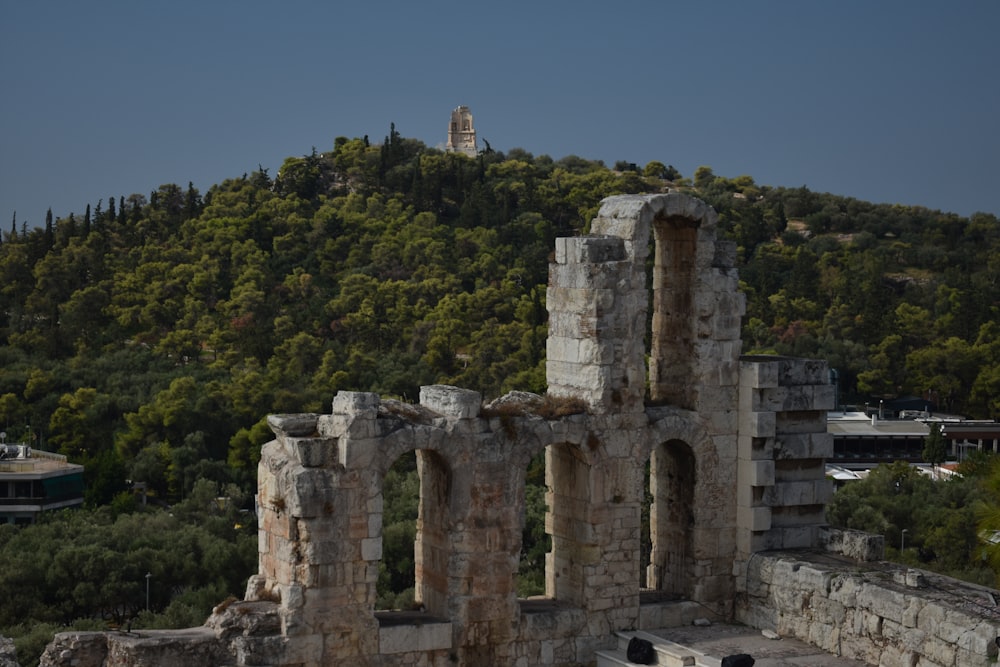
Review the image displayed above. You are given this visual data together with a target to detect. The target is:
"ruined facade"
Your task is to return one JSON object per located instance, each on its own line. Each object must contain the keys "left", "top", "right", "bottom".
{"left": 231, "top": 192, "right": 834, "bottom": 665}
{"left": 41, "top": 192, "right": 1000, "bottom": 667}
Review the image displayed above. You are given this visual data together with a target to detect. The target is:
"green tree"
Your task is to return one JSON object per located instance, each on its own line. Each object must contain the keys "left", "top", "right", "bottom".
{"left": 48, "top": 388, "right": 111, "bottom": 458}
{"left": 922, "top": 422, "right": 948, "bottom": 468}
{"left": 693, "top": 165, "right": 716, "bottom": 189}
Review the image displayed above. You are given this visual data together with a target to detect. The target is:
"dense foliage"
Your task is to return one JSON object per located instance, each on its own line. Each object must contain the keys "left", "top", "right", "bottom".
{"left": 0, "top": 479, "right": 255, "bottom": 665}
{"left": 2, "top": 127, "right": 1000, "bottom": 658}
{"left": 827, "top": 457, "right": 1000, "bottom": 587}
{"left": 4, "top": 132, "right": 999, "bottom": 503}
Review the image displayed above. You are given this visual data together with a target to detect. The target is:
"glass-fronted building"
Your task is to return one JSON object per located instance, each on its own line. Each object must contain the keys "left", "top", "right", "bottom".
{"left": 0, "top": 445, "right": 84, "bottom": 525}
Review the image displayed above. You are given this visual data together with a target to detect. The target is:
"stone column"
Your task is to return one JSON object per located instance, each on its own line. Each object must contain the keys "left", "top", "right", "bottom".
{"left": 546, "top": 235, "right": 645, "bottom": 414}
{"left": 419, "top": 385, "right": 520, "bottom": 666}
{"left": 736, "top": 357, "right": 835, "bottom": 566}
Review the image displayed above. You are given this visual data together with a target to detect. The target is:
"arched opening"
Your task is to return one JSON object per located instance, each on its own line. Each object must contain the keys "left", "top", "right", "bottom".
{"left": 646, "top": 439, "right": 696, "bottom": 598}
{"left": 649, "top": 216, "right": 699, "bottom": 409}
{"left": 640, "top": 459, "right": 652, "bottom": 586}
{"left": 378, "top": 450, "right": 418, "bottom": 610}
{"left": 377, "top": 449, "right": 451, "bottom": 617}
{"left": 517, "top": 449, "right": 549, "bottom": 598}
{"left": 415, "top": 448, "right": 450, "bottom": 615}
{"left": 544, "top": 442, "right": 591, "bottom": 606}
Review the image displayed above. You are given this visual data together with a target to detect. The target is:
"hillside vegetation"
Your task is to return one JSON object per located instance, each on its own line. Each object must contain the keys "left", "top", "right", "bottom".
{"left": 3, "top": 131, "right": 1000, "bottom": 502}
{"left": 3, "top": 129, "right": 1000, "bottom": 664}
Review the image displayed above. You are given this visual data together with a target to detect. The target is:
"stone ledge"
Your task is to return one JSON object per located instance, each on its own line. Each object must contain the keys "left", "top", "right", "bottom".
{"left": 377, "top": 618, "right": 452, "bottom": 654}
{"left": 419, "top": 384, "right": 481, "bottom": 419}
{"left": 267, "top": 413, "right": 319, "bottom": 437}
{"left": 741, "top": 550, "right": 1000, "bottom": 666}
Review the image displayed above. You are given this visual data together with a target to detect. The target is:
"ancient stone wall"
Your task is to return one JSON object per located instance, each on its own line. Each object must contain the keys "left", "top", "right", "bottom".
{"left": 243, "top": 369, "right": 828, "bottom": 666}
{"left": 740, "top": 540, "right": 1000, "bottom": 666}
{"left": 0, "top": 636, "right": 18, "bottom": 667}
{"left": 224, "top": 193, "right": 835, "bottom": 665}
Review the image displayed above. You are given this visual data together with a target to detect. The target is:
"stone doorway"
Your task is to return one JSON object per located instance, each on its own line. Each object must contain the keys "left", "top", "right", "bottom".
{"left": 646, "top": 439, "right": 696, "bottom": 598}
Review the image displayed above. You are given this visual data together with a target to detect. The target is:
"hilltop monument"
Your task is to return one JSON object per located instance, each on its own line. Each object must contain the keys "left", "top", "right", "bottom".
{"left": 445, "top": 105, "right": 477, "bottom": 157}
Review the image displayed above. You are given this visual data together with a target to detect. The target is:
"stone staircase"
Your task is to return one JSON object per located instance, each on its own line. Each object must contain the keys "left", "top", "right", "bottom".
{"left": 595, "top": 630, "right": 722, "bottom": 667}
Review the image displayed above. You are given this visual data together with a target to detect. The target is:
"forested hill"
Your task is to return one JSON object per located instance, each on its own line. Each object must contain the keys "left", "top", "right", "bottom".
{"left": 2, "top": 130, "right": 999, "bottom": 504}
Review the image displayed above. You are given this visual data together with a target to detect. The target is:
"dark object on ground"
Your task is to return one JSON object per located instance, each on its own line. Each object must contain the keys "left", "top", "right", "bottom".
{"left": 626, "top": 636, "right": 655, "bottom": 664}
{"left": 722, "top": 654, "right": 755, "bottom": 667}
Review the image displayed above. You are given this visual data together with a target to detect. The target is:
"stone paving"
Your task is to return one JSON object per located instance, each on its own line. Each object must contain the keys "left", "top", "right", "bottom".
{"left": 648, "top": 623, "right": 873, "bottom": 666}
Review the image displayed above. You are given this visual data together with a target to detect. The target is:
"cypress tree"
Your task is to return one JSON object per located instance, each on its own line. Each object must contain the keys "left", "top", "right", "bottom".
{"left": 44, "top": 208, "right": 55, "bottom": 248}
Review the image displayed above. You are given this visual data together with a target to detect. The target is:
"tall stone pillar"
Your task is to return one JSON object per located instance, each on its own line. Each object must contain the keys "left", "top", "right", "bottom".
{"left": 546, "top": 235, "right": 646, "bottom": 414}
{"left": 736, "top": 357, "right": 836, "bottom": 563}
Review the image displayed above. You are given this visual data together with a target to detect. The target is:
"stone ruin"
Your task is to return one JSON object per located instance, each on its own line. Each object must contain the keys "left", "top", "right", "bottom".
{"left": 39, "top": 193, "right": 1000, "bottom": 666}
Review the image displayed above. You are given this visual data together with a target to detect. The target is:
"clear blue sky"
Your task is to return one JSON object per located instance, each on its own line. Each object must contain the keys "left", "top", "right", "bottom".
{"left": 2, "top": 1, "right": 998, "bottom": 227}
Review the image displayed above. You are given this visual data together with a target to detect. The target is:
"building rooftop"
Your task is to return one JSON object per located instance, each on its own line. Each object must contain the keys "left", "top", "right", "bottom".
{"left": 0, "top": 447, "right": 83, "bottom": 477}
{"left": 827, "top": 411, "right": 930, "bottom": 438}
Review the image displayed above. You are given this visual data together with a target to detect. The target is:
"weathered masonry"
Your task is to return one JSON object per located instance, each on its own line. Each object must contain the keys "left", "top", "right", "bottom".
{"left": 43, "top": 193, "right": 1000, "bottom": 666}
{"left": 230, "top": 193, "right": 834, "bottom": 666}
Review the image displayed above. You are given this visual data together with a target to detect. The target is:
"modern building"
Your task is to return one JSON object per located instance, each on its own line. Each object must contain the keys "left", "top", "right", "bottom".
{"left": 445, "top": 105, "right": 477, "bottom": 157}
{"left": 940, "top": 421, "right": 1000, "bottom": 460}
{"left": 828, "top": 409, "right": 1000, "bottom": 469}
{"left": 828, "top": 411, "right": 930, "bottom": 464}
{"left": 0, "top": 441, "right": 84, "bottom": 525}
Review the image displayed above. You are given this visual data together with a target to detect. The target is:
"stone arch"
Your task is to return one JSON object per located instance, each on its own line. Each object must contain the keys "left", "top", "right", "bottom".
{"left": 414, "top": 448, "right": 451, "bottom": 616}
{"left": 512, "top": 431, "right": 551, "bottom": 599}
{"left": 641, "top": 409, "right": 726, "bottom": 605}
{"left": 587, "top": 193, "right": 736, "bottom": 412}
{"left": 544, "top": 440, "right": 596, "bottom": 606}
{"left": 377, "top": 444, "right": 453, "bottom": 618}
{"left": 649, "top": 214, "right": 701, "bottom": 409}
{"left": 646, "top": 438, "right": 696, "bottom": 597}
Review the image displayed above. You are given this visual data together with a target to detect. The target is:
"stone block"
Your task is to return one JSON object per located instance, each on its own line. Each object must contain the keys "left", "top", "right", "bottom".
{"left": 738, "top": 459, "right": 774, "bottom": 488}
{"left": 578, "top": 337, "right": 616, "bottom": 365}
{"left": 419, "top": 384, "right": 481, "bottom": 419}
{"left": 811, "top": 431, "right": 834, "bottom": 458}
{"left": 777, "top": 525, "right": 818, "bottom": 549}
{"left": 546, "top": 310, "right": 589, "bottom": 338}
{"left": 757, "top": 385, "right": 817, "bottom": 412}
{"left": 740, "top": 358, "right": 779, "bottom": 389}
{"left": 737, "top": 505, "right": 771, "bottom": 532}
{"left": 573, "top": 235, "right": 626, "bottom": 263}
{"left": 593, "top": 196, "right": 648, "bottom": 228}
{"left": 554, "top": 235, "right": 571, "bottom": 264}
{"left": 812, "top": 384, "right": 837, "bottom": 411}
{"left": 772, "top": 480, "right": 818, "bottom": 506}
{"left": 821, "top": 528, "right": 885, "bottom": 562}
{"left": 288, "top": 437, "right": 337, "bottom": 468}
{"left": 360, "top": 537, "right": 382, "bottom": 562}
{"left": 325, "top": 413, "right": 378, "bottom": 442}
{"left": 267, "top": 413, "right": 319, "bottom": 437}
{"left": 775, "top": 410, "right": 826, "bottom": 434}
{"left": 286, "top": 469, "right": 337, "bottom": 517}
{"left": 692, "top": 385, "right": 739, "bottom": 414}
{"left": 775, "top": 433, "right": 830, "bottom": 460}
{"left": 545, "top": 335, "right": 579, "bottom": 364}
{"left": 814, "top": 479, "right": 834, "bottom": 505}
{"left": 858, "top": 583, "right": 907, "bottom": 621}
{"left": 546, "top": 358, "right": 608, "bottom": 392}
{"left": 378, "top": 620, "right": 452, "bottom": 654}
{"left": 331, "top": 391, "right": 380, "bottom": 417}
